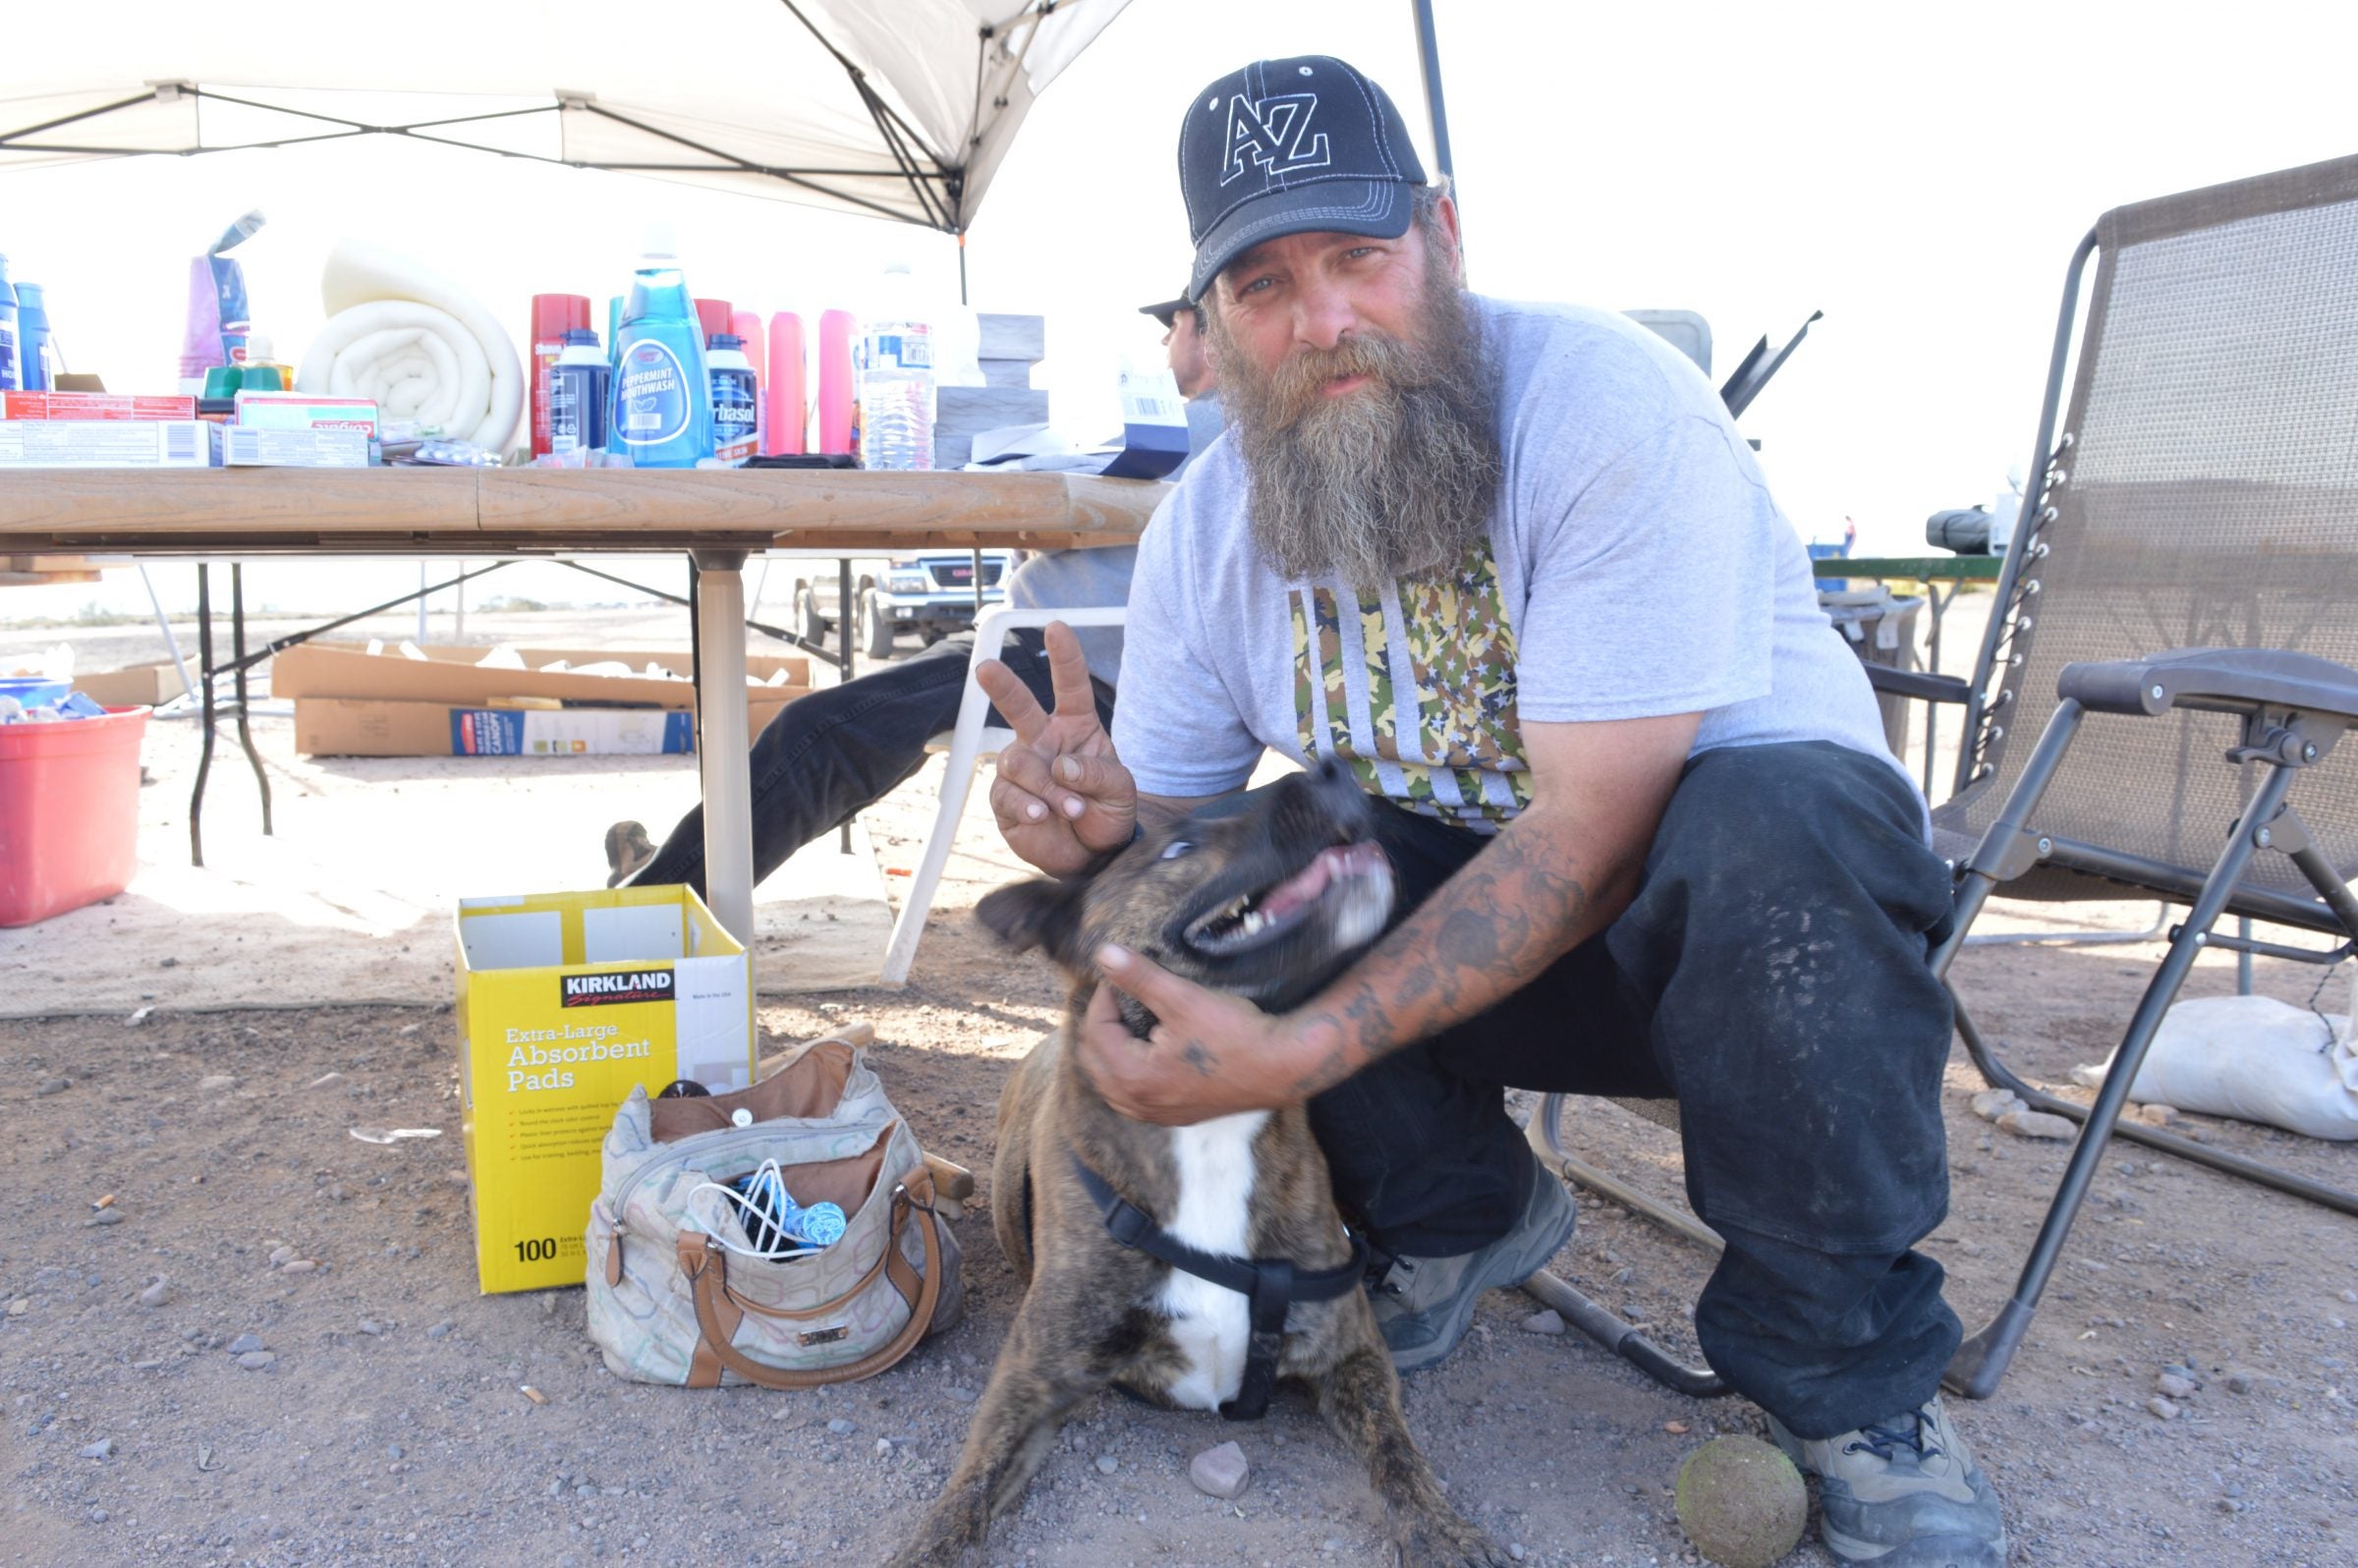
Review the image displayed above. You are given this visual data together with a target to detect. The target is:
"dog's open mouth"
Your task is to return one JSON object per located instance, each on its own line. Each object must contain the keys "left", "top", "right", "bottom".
{"left": 1183, "top": 842, "right": 1392, "bottom": 957}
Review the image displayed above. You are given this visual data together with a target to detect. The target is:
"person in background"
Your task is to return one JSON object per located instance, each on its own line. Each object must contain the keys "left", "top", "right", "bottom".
{"left": 602, "top": 298, "right": 1221, "bottom": 893}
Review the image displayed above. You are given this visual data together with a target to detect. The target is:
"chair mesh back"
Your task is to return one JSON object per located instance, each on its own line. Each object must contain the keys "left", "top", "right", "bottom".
{"left": 1942, "top": 154, "right": 2358, "bottom": 901}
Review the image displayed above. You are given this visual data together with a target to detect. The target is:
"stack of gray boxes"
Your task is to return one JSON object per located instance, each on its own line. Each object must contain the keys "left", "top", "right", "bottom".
{"left": 932, "top": 313, "right": 1048, "bottom": 470}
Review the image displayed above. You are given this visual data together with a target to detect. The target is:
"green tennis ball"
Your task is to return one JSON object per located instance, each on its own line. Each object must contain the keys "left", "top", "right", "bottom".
{"left": 1673, "top": 1435, "right": 1809, "bottom": 1568}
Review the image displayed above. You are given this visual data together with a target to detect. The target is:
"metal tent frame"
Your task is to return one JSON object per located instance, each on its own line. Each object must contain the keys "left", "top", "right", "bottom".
{"left": 0, "top": 1, "right": 1111, "bottom": 241}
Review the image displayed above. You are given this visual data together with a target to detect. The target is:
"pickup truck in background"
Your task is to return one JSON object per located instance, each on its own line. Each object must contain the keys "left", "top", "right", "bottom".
{"left": 791, "top": 550, "right": 1015, "bottom": 659}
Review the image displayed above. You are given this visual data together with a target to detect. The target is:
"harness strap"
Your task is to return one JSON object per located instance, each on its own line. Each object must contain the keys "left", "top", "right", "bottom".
{"left": 1070, "top": 1154, "right": 1367, "bottom": 1421}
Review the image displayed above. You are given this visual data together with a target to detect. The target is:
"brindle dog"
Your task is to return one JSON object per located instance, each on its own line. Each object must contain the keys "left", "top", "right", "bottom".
{"left": 888, "top": 762, "right": 1508, "bottom": 1568}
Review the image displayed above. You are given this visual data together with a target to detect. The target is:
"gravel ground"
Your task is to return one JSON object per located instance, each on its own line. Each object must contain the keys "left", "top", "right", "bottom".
{"left": 7, "top": 904, "right": 2357, "bottom": 1567}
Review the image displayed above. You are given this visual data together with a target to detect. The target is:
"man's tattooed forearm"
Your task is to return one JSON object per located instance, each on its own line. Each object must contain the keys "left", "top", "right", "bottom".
{"left": 1292, "top": 841, "right": 1596, "bottom": 1070}
{"left": 1286, "top": 1012, "right": 1360, "bottom": 1097}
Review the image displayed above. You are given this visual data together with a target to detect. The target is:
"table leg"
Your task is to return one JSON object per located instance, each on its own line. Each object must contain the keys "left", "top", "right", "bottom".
{"left": 1923, "top": 587, "right": 1942, "bottom": 798}
{"left": 231, "top": 565, "right": 272, "bottom": 836}
{"left": 693, "top": 551, "right": 757, "bottom": 954}
{"left": 838, "top": 557, "right": 855, "bottom": 855}
{"left": 191, "top": 565, "right": 216, "bottom": 868}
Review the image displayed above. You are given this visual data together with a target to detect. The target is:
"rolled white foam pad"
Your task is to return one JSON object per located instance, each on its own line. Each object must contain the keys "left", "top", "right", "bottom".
{"left": 296, "top": 240, "right": 524, "bottom": 452}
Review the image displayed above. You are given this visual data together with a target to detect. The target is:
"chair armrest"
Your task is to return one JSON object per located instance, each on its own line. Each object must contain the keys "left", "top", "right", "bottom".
{"left": 967, "top": 603, "right": 1127, "bottom": 671}
{"left": 1864, "top": 665, "right": 1972, "bottom": 703}
{"left": 2058, "top": 647, "right": 2358, "bottom": 721}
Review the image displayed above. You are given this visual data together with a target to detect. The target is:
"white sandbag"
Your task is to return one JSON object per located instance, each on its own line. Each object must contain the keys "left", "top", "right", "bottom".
{"left": 2073, "top": 991, "right": 2358, "bottom": 1141}
{"left": 295, "top": 240, "right": 524, "bottom": 452}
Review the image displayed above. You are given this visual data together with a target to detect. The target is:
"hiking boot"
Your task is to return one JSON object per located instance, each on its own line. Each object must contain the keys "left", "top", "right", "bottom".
{"left": 1368, "top": 1144, "right": 1577, "bottom": 1372}
{"left": 1768, "top": 1394, "right": 2008, "bottom": 1566}
{"left": 603, "top": 820, "right": 657, "bottom": 888}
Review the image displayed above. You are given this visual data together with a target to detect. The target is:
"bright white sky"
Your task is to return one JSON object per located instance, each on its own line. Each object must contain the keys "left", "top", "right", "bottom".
{"left": 7, "top": 0, "right": 2357, "bottom": 623}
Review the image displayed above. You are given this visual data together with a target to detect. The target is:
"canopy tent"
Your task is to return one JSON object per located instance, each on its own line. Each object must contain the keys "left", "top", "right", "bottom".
{"left": 0, "top": 0, "right": 1132, "bottom": 233}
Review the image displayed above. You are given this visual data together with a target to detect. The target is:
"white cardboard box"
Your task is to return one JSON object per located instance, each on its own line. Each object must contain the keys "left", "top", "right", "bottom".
{"left": 0, "top": 420, "right": 212, "bottom": 468}
{"left": 220, "top": 426, "right": 371, "bottom": 468}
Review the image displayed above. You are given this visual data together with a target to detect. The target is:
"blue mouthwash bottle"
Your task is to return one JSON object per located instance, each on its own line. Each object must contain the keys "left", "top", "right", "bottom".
{"left": 0, "top": 254, "right": 20, "bottom": 393}
{"left": 15, "top": 281, "right": 53, "bottom": 392}
{"left": 609, "top": 229, "right": 711, "bottom": 468}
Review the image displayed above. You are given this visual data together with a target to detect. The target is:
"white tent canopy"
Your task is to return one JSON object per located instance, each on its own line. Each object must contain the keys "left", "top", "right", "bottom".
{"left": 0, "top": 0, "right": 1132, "bottom": 231}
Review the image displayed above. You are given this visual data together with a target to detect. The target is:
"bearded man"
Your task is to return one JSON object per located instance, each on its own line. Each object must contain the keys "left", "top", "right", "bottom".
{"left": 980, "top": 56, "right": 2007, "bottom": 1568}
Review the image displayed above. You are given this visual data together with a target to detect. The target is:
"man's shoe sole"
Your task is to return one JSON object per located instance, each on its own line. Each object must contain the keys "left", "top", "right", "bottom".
{"left": 1819, "top": 1524, "right": 2008, "bottom": 1568}
{"left": 1386, "top": 1169, "right": 1577, "bottom": 1373}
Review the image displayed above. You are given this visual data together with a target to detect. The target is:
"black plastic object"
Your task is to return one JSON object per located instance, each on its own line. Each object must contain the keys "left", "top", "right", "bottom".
{"left": 743, "top": 453, "right": 860, "bottom": 470}
{"left": 1925, "top": 506, "right": 1996, "bottom": 554}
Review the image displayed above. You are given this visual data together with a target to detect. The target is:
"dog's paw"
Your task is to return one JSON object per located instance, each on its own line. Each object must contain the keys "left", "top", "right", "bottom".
{"left": 881, "top": 1521, "right": 984, "bottom": 1568}
{"left": 1393, "top": 1509, "right": 1514, "bottom": 1568}
{"left": 881, "top": 1540, "right": 977, "bottom": 1568}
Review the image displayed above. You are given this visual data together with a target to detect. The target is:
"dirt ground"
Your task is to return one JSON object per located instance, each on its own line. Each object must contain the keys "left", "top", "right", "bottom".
{"left": 4, "top": 601, "right": 2357, "bottom": 1567}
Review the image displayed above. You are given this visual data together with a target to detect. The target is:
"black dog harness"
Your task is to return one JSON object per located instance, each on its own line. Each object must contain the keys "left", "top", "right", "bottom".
{"left": 1072, "top": 1154, "right": 1370, "bottom": 1422}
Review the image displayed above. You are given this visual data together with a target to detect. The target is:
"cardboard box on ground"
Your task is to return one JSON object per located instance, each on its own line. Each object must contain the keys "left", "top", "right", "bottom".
{"left": 271, "top": 642, "right": 813, "bottom": 756}
{"left": 71, "top": 661, "right": 186, "bottom": 707}
{"left": 455, "top": 884, "right": 755, "bottom": 1294}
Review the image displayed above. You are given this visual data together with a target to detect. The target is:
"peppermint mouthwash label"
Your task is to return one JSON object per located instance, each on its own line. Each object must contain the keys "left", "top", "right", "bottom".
{"left": 616, "top": 341, "right": 691, "bottom": 447}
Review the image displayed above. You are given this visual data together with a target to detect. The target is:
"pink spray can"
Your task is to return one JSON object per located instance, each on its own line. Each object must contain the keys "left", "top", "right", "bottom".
{"left": 732, "top": 309, "right": 766, "bottom": 453}
{"left": 816, "top": 308, "right": 856, "bottom": 458}
{"left": 765, "top": 312, "right": 808, "bottom": 456}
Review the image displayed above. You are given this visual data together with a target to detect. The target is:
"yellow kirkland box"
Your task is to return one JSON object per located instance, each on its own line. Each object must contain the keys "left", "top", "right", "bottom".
{"left": 454, "top": 885, "right": 755, "bottom": 1293}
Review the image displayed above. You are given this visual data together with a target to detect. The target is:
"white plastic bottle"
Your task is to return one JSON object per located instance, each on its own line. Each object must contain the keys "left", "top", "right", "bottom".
{"left": 856, "top": 262, "right": 935, "bottom": 471}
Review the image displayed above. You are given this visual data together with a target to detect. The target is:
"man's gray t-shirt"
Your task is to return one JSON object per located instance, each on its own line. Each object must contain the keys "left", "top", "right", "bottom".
{"left": 1111, "top": 297, "right": 1903, "bottom": 829}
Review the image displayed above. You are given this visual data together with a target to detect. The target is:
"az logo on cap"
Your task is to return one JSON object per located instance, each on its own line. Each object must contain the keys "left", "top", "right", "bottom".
{"left": 1221, "top": 92, "right": 1330, "bottom": 186}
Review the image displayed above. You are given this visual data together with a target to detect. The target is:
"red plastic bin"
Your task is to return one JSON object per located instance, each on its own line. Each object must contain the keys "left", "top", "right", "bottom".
{"left": 0, "top": 705, "right": 148, "bottom": 926}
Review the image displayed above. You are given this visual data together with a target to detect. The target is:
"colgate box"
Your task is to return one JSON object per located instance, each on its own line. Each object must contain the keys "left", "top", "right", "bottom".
{"left": 230, "top": 392, "right": 379, "bottom": 437}
{"left": 454, "top": 884, "right": 754, "bottom": 1293}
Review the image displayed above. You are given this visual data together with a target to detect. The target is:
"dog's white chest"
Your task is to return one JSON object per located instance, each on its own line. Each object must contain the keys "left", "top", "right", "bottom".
{"left": 1153, "top": 1112, "right": 1268, "bottom": 1411}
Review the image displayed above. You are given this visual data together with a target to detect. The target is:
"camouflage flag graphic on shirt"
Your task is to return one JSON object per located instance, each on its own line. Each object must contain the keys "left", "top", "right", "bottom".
{"left": 1291, "top": 541, "right": 1530, "bottom": 829}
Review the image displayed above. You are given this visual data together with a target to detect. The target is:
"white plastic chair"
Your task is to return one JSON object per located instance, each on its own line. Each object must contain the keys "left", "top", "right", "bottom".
{"left": 879, "top": 603, "right": 1126, "bottom": 984}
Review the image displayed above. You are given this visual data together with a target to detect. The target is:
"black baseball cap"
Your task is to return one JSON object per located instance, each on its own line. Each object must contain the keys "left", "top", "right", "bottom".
{"left": 1138, "top": 294, "right": 1196, "bottom": 330}
{"left": 1178, "top": 56, "right": 1428, "bottom": 301}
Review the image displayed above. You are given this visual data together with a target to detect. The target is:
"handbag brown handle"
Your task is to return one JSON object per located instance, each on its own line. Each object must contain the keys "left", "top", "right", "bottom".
{"left": 675, "top": 1174, "right": 943, "bottom": 1390}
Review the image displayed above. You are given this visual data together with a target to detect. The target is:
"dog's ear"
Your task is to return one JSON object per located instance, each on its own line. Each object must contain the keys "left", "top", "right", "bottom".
{"left": 975, "top": 877, "right": 1090, "bottom": 971}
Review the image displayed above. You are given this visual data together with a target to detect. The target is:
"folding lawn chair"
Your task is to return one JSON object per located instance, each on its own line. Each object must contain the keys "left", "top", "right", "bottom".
{"left": 1528, "top": 151, "right": 2358, "bottom": 1402}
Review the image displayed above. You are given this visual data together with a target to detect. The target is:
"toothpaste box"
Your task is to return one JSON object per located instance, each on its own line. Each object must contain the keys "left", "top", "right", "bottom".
{"left": 454, "top": 885, "right": 754, "bottom": 1292}
{"left": 0, "top": 420, "right": 213, "bottom": 468}
{"left": 231, "top": 393, "right": 379, "bottom": 437}
{"left": 218, "top": 426, "right": 372, "bottom": 469}
{"left": 1, "top": 392, "right": 196, "bottom": 421}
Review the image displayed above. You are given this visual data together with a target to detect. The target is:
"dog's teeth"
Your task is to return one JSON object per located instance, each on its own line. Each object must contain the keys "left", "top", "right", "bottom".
{"left": 1242, "top": 910, "right": 1266, "bottom": 936}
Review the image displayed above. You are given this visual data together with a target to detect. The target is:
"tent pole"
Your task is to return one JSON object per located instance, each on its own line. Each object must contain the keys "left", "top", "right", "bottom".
{"left": 1410, "top": 0, "right": 1456, "bottom": 192}
{"left": 958, "top": 232, "right": 969, "bottom": 307}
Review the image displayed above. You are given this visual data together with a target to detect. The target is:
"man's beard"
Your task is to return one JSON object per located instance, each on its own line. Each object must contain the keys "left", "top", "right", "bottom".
{"left": 1209, "top": 262, "right": 1501, "bottom": 592}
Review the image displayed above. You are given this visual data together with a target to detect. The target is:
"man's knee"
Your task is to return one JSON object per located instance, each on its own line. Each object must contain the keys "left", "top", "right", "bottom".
{"left": 1640, "top": 741, "right": 1948, "bottom": 940}
{"left": 1609, "top": 741, "right": 1955, "bottom": 1108}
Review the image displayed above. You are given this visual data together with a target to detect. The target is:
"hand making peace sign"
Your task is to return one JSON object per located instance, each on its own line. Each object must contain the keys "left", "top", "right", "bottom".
{"left": 977, "top": 622, "right": 1140, "bottom": 876}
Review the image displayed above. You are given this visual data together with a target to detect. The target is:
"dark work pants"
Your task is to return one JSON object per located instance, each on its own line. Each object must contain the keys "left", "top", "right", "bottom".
{"left": 1306, "top": 740, "right": 1961, "bottom": 1437}
{"left": 632, "top": 629, "right": 1115, "bottom": 897}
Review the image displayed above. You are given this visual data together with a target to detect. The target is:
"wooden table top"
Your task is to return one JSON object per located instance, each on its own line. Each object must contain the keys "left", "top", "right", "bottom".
{"left": 0, "top": 467, "right": 1164, "bottom": 555}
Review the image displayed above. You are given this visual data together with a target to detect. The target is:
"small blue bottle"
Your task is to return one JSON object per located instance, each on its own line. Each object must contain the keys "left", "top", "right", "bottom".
{"left": 609, "top": 234, "right": 710, "bottom": 469}
{"left": 548, "top": 329, "right": 609, "bottom": 457}
{"left": 15, "top": 282, "right": 53, "bottom": 392}
{"left": 0, "top": 254, "right": 20, "bottom": 393}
